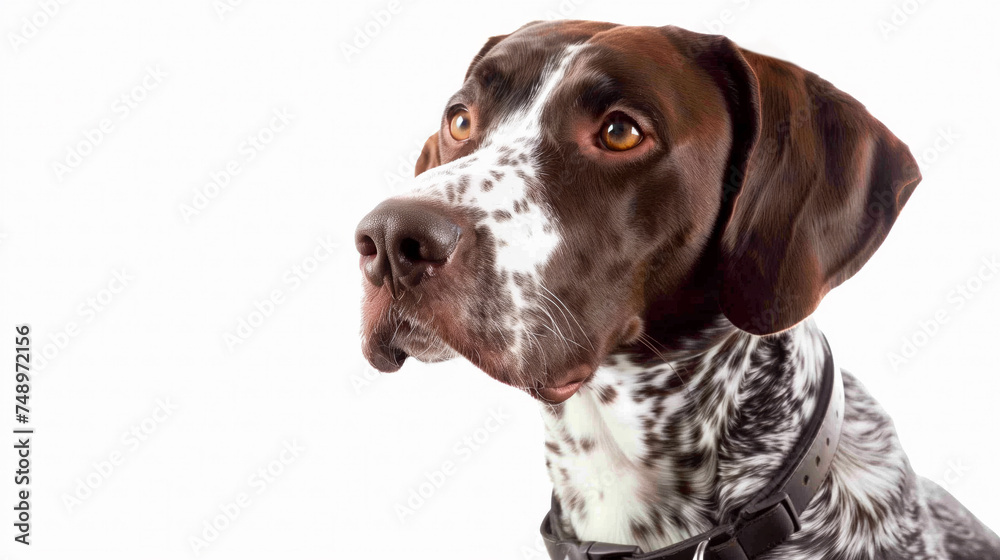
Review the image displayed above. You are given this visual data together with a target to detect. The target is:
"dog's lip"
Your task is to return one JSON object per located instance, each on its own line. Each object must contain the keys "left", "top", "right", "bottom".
{"left": 533, "top": 380, "right": 586, "bottom": 404}
{"left": 532, "top": 364, "right": 594, "bottom": 404}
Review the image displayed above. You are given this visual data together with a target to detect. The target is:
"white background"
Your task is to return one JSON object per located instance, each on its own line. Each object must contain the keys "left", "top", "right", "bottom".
{"left": 1, "top": 0, "right": 998, "bottom": 558}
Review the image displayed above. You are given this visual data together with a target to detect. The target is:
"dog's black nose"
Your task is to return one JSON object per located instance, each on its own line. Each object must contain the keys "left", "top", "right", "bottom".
{"left": 355, "top": 199, "right": 461, "bottom": 292}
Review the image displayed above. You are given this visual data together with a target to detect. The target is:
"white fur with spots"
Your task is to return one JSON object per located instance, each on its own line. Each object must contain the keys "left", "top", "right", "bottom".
{"left": 396, "top": 46, "right": 583, "bottom": 368}
{"left": 541, "top": 320, "right": 1000, "bottom": 558}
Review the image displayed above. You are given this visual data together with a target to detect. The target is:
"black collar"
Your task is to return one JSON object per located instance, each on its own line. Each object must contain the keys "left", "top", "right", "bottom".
{"left": 540, "top": 335, "right": 845, "bottom": 560}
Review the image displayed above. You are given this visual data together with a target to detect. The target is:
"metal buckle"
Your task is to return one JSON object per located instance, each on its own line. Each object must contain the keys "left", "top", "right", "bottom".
{"left": 585, "top": 541, "right": 642, "bottom": 559}
{"left": 693, "top": 539, "right": 710, "bottom": 560}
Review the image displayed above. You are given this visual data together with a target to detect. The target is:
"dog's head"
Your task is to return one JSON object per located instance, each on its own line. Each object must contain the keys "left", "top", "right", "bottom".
{"left": 355, "top": 21, "right": 919, "bottom": 402}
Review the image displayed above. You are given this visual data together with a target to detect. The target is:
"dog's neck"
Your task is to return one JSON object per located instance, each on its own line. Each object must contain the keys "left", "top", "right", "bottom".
{"left": 540, "top": 318, "right": 828, "bottom": 551}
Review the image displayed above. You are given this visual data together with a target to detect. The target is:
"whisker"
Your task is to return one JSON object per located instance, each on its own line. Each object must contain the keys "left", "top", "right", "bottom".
{"left": 637, "top": 333, "right": 689, "bottom": 392}
{"left": 539, "top": 285, "right": 595, "bottom": 351}
{"left": 388, "top": 312, "right": 404, "bottom": 348}
{"left": 528, "top": 302, "right": 578, "bottom": 353}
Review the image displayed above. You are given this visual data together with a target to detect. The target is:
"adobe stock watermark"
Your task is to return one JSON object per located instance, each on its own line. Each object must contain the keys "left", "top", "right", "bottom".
{"left": 351, "top": 358, "right": 384, "bottom": 395}
{"left": 888, "top": 254, "right": 998, "bottom": 371}
{"left": 179, "top": 107, "right": 294, "bottom": 222}
{"left": 7, "top": 0, "right": 71, "bottom": 53}
{"left": 382, "top": 138, "right": 427, "bottom": 193}
{"left": 223, "top": 236, "right": 339, "bottom": 352}
{"left": 847, "top": 126, "right": 958, "bottom": 241}
{"left": 394, "top": 408, "right": 509, "bottom": 523}
{"left": 879, "top": 0, "right": 931, "bottom": 40}
{"left": 189, "top": 439, "right": 305, "bottom": 556}
{"left": 541, "top": 0, "right": 587, "bottom": 20}
{"left": 340, "top": 0, "right": 404, "bottom": 64}
{"left": 212, "top": 0, "right": 246, "bottom": 21}
{"left": 939, "top": 457, "right": 971, "bottom": 491}
{"left": 912, "top": 127, "right": 959, "bottom": 176}
{"left": 34, "top": 268, "right": 133, "bottom": 372}
{"left": 520, "top": 534, "right": 552, "bottom": 560}
{"left": 61, "top": 398, "right": 178, "bottom": 513}
{"left": 51, "top": 64, "right": 167, "bottom": 183}
{"left": 703, "top": 0, "right": 755, "bottom": 34}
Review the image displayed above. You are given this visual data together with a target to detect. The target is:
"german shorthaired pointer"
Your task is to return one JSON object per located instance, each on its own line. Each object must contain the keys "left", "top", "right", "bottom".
{"left": 355, "top": 20, "right": 1000, "bottom": 560}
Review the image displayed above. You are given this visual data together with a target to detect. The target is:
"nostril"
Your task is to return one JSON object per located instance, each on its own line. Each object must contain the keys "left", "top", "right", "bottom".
{"left": 357, "top": 236, "right": 378, "bottom": 257}
{"left": 399, "top": 238, "right": 423, "bottom": 262}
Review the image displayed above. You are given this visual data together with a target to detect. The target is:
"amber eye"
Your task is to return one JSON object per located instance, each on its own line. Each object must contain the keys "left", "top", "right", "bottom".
{"left": 449, "top": 109, "right": 472, "bottom": 141}
{"left": 599, "top": 113, "right": 643, "bottom": 151}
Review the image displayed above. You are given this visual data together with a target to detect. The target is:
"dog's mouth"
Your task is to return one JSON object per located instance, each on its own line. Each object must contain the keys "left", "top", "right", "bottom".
{"left": 360, "top": 313, "right": 457, "bottom": 373}
{"left": 361, "top": 294, "right": 601, "bottom": 403}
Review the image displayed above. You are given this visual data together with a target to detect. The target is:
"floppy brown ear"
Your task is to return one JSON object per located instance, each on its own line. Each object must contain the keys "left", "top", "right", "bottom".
{"left": 689, "top": 33, "right": 921, "bottom": 334}
{"left": 414, "top": 132, "right": 440, "bottom": 176}
{"left": 464, "top": 33, "right": 510, "bottom": 80}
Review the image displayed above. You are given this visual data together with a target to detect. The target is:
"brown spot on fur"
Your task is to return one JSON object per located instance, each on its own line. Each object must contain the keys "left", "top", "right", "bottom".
{"left": 567, "top": 493, "right": 584, "bottom": 512}
{"left": 467, "top": 209, "right": 489, "bottom": 225}
{"left": 630, "top": 519, "right": 654, "bottom": 541}
{"left": 560, "top": 426, "right": 578, "bottom": 452}
{"left": 664, "top": 373, "right": 687, "bottom": 393}
{"left": 492, "top": 209, "right": 512, "bottom": 221}
{"left": 598, "top": 385, "right": 618, "bottom": 404}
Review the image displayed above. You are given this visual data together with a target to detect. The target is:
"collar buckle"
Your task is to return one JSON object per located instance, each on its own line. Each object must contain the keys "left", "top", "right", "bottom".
{"left": 584, "top": 542, "right": 643, "bottom": 559}
{"left": 741, "top": 491, "right": 801, "bottom": 533}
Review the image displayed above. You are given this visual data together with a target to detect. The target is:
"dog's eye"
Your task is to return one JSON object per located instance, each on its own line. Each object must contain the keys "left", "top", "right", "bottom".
{"left": 600, "top": 113, "right": 643, "bottom": 151}
{"left": 449, "top": 109, "right": 472, "bottom": 141}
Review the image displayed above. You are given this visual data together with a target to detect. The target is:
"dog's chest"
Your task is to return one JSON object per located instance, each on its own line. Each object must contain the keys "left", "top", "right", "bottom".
{"left": 539, "top": 358, "right": 725, "bottom": 547}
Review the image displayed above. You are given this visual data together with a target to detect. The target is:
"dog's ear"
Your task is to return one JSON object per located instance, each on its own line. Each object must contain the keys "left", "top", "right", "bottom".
{"left": 679, "top": 30, "right": 921, "bottom": 335}
{"left": 414, "top": 132, "right": 440, "bottom": 176}
{"left": 465, "top": 33, "right": 510, "bottom": 80}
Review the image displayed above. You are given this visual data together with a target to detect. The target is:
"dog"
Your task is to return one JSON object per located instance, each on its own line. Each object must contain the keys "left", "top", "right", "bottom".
{"left": 355, "top": 20, "right": 1000, "bottom": 560}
